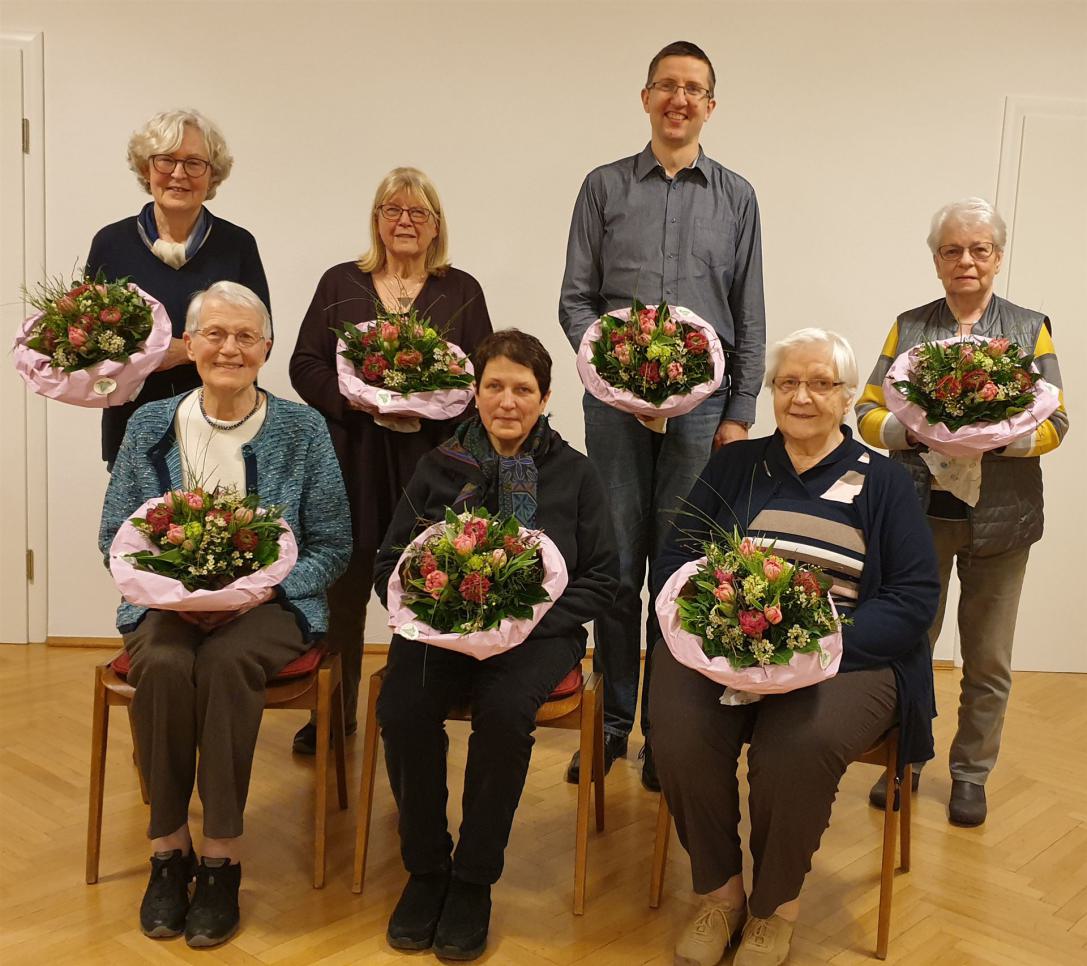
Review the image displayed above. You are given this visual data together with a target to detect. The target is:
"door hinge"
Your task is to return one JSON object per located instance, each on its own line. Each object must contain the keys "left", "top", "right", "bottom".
{"left": 26, "top": 549, "right": 34, "bottom": 581}
{"left": 22, "top": 117, "right": 30, "bottom": 154}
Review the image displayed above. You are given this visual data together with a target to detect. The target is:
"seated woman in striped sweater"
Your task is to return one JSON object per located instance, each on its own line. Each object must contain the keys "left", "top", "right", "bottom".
{"left": 650, "top": 329, "right": 940, "bottom": 966}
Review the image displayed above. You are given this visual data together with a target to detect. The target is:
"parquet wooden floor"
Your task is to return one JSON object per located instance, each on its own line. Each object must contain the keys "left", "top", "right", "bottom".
{"left": 1, "top": 645, "right": 1085, "bottom": 965}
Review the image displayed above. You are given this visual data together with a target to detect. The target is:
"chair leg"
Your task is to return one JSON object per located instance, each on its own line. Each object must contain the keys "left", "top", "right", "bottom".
{"left": 331, "top": 674, "right": 349, "bottom": 810}
{"left": 573, "top": 683, "right": 595, "bottom": 916}
{"left": 900, "top": 763, "right": 912, "bottom": 872}
{"left": 86, "top": 667, "right": 110, "bottom": 885}
{"left": 126, "top": 705, "right": 149, "bottom": 805}
{"left": 875, "top": 754, "right": 899, "bottom": 959}
{"left": 312, "top": 665, "right": 333, "bottom": 889}
{"left": 586, "top": 671, "right": 605, "bottom": 832}
{"left": 352, "top": 669, "right": 385, "bottom": 894}
{"left": 649, "top": 794, "right": 671, "bottom": 909}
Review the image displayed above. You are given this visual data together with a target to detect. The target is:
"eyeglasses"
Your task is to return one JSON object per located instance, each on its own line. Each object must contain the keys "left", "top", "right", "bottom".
{"left": 195, "top": 328, "right": 264, "bottom": 349}
{"left": 937, "top": 243, "right": 997, "bottom": 262}
{"left": 376, "top": 204, "right": 435, "bottom": 224}
{"left": 150, "top": 154, "right": 211, "bottom": 178}
{"left": 772, "top": 378, "right": 844, "bottom": 395}
{"left": 646, "top": 81, "right": 713, "bottom": 101}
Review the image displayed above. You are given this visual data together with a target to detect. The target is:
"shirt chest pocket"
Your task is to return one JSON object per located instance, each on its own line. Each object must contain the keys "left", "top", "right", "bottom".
{"left": 691, "top": 217, "right": 734, "bottom": 272}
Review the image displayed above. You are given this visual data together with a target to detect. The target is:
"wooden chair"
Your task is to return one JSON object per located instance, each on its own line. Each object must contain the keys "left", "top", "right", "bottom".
{"left": 648, "top": 729, "right": 911, "bottom": 960}
{"left": 86, "top": 647, "right": 349, "bottom": 889}
{"left": 352, "top": 663, "right": 605, "bottom": 914}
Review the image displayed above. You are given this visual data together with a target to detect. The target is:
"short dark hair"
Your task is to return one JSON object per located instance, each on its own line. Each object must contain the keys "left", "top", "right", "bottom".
{"left": 471, "top": 328, "right": 552, "bottom": 396}
{"left": 646, "top": 41, "right": 716, "bottom": 94}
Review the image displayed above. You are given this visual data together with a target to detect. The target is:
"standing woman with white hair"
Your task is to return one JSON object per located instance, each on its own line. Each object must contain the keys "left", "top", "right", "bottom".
{"left": 856, "top": 198, "right": 1069, "bottom": 826}
{"left": 87, "top": 108, "right": 271, "bottom": 466}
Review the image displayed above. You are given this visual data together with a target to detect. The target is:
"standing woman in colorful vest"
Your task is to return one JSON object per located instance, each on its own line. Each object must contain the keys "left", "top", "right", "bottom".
{"left": 87, "top": 109, "right": 271, "bottom": 466}
{"left": 855, "top": 197, "right": 1069, "bottom": 826}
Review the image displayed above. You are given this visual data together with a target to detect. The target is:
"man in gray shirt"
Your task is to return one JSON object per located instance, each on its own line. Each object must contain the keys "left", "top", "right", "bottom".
{"left": 559, "top": 40, "right": 765, "bottom": 791}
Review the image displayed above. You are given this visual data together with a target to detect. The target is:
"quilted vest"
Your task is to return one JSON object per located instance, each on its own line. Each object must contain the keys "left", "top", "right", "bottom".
{"left": 891, "top": 296, "right": 1048, "bottom": 557}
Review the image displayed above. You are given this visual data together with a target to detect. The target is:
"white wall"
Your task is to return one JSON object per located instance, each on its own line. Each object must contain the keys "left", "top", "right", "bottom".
{"left": 1, "top": 1, "right": 1083, "bottom": 647}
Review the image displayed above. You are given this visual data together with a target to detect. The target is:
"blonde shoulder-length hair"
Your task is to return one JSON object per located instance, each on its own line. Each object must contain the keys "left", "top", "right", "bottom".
{"left": 357, "top": 167, "right": 451, "bottom": 276}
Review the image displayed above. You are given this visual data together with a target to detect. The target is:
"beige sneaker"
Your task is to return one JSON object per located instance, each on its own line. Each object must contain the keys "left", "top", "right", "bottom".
{"left": 733, "top": 915, "right": 795, "bottom": 965}
{"left": 674, "top": 895, "right": 748, "bottom": 966}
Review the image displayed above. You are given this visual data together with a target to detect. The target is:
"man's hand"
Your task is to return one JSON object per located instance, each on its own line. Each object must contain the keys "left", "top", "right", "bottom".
{"left": 713, "top": 419, "right": 749, "bottom": 450}
{"left": 155, "top": 338, "right": 191, "bottom": 372}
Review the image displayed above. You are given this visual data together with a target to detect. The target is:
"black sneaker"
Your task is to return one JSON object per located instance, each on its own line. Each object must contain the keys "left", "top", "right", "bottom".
{"left": 868, "top": 769, "right": 921, "bottom": 811}
{"left": 564, "top": 732, "right": 627, "bottom": 784}
{"left": 639, "top": 741, "right": 660, "bottom": 792}
{"left": 184, "top": 858, "right": 241, "bottom": 948}
{"left": 433, "top": 876, "right": 491, "bottom": 961}
{"left": 292, "top": 719, "right": 358, "bottom": 755}
{"left": 140, "top": 849, "right": 196, "bottom": 938}
{"left": 387, "top": 867, "right": 451, "bottom": 950}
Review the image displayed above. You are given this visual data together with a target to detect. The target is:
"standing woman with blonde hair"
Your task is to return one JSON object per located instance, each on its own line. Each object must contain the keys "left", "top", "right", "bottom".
{"left": 289, "top": 166, "right": 492, "bottom": 752}
{"left": 87, "top": 108, "right": 271, "bottom": 466}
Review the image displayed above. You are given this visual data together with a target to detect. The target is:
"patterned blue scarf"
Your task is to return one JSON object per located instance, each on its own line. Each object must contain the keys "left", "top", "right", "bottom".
{"left": 136, "top": 202, "right": 213, "bottom": 266}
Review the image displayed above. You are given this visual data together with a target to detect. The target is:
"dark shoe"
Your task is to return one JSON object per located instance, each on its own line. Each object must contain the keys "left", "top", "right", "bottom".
{"left": 292, "top": 718, "right": 358, "bottom": 756}
{"left": 639, "top": 742, "right": 660, "bottom": 792}
{"left": 387, "top": 868, "right": 451, "bottom": 951}
{"left": 949, "top": 779, "right": 987, "bottom": 826}
{"left": 868, "top": 769, "right": 920, "bottom": 811}
{"left": 564, "top": 732, "right": 627, "bottom": 784}
{"left": 184, "top": 858, "right": 241, "bottom": 948}
{"left": 433, "top": 876, "right": 491, "bottom": 961}
{"left": 140, "top": 849, "right": 196, "bottom": 938}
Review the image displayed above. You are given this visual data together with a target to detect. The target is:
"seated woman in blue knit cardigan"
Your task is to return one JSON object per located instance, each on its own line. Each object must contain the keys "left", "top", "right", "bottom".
{"left": 99, "top": 282, "right": 350, "bottom": 948}
{"left": 651, "top": 329, "right": 940, "bottom": 966}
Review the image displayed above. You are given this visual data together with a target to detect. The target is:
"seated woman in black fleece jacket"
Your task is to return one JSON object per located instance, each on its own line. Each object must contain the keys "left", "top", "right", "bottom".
{"left": 372, "top": 329, "right": 619, "bottom": 961}
{"left": 650, "top": 329, "right": 940, "bottom": 966}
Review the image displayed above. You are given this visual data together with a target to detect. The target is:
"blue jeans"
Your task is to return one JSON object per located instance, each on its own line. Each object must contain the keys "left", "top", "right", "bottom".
{"left": 583, "top": 392, "right": 723, "bottom": 739}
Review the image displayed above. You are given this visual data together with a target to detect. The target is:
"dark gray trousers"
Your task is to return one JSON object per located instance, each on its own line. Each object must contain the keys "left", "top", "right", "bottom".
{"left": 651, "top": 643, "right": 897, "bottom": 916}
{"left": 124, "top": 604, "right": 308, "bottom": 839}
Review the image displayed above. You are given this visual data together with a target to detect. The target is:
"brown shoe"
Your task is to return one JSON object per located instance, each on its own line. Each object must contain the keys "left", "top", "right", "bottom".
{"left": 733, "top": 915, "right": 794, "bottom": 966}
{"left": 949, "top": 779, "right": 987, "bottom": 826}
{"left": 674, "top": 895, "right": 747, "bottom": 966}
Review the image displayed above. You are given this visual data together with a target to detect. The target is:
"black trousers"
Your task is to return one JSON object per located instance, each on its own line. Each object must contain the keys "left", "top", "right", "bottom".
{"left": 377, "top": 635, "right": 581, "bottom": 884}
{"left": 651, "top": 643, "right": 897, "bottom": 916}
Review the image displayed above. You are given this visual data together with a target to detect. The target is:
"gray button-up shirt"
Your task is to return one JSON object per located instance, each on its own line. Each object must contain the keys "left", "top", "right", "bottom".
{"left": 559, "top": 143, "right": 765, "bottom": 424}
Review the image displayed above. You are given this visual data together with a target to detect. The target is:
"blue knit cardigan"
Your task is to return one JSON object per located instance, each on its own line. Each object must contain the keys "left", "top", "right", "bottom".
{"left": 99, "top": 392, "right": 352, "bottom": 638}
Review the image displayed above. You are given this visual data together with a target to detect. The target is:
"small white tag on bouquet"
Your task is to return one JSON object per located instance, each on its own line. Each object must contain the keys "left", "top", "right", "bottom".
{"left": 719, "top": 687, "right": 762, "bottom": 706}
{"left": 93, "top": 377, "right": 118, "bottom": 396}
{"left": 921, "top": 451, "right": 982, "bottom": 506}
{"left": 398, "top": 622, "right": 420, "bottom": 641}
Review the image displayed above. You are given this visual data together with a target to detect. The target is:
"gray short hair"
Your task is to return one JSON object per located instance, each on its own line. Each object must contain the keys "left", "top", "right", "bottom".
{"left": 186, "top": 281, "right": 271, "bottom": 338}
{"left": 926, "top": 197, "right": 1007, "bottom": 254}
{"left": 764, "top": 328, "right": 858, "bottom": 402}
{"left": 127, "top": 109, "right": 234, "bottom": 200}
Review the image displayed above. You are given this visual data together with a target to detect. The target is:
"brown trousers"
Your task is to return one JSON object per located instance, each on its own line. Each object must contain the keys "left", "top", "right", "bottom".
{"left": 124, "top": 604, "right": 308, "bottom": 839}
{"left": 651, "top": 643, "right": 897, "bottom": 916}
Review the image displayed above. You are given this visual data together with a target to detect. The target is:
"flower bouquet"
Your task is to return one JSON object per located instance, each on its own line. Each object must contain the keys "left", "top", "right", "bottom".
{"left": 576, "top": 300, "right": 726, "bottom": 424}
{"left": 386, "top": 507, "right": 569, "bottom": 660}
{"left": 109, "top": 487, "right": 297, "bottom": 611}
{"left": 655, "top": 528, "right": 844, "bottom": 704}
{"left": 334, "top": 306, "right": 475, "bottom": 421}
{"left": 11, "top": 272, "right": 172, "bottom": 407}
{"left": 885, "top": 336, "right": 1060, "bottom": 458}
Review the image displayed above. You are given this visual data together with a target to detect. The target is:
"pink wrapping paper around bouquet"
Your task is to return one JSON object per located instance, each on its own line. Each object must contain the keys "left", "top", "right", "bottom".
{"left": 883, "top": 335, "right": 1060, "bottom": 458}
{"left": 335, "top": 326, "right": 475, "bottom": 420}
{"left": 11, "top": 285, "right": 172, "bottom": 408}
{"left": 655, "top": 558, "right": 843, "bottom": 695}
{"left": 386, "top": 522, "right": 570, "bottom": 660}
{"left": 108, "top": 496, "right": 298, "bottom": 612}
{"left": 576, "top": 306, "right": 726, "bottom": 418}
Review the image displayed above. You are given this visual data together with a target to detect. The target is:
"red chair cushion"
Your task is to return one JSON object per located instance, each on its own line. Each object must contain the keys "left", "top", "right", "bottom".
{"left": 547, "top": 666, "right": 583, "bottom": 700}
{"left": 110, "top": 646, "right": 324, "bottom": 681}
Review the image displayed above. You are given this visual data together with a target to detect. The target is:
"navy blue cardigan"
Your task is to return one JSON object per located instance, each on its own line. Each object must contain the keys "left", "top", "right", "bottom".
{"left": 653, "top": 428, "right": 940, "bottom": 772}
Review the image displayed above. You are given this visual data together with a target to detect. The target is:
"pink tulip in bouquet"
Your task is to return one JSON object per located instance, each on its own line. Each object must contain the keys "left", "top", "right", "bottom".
{"left": 576, "top": 299, "right": 725, "bottom": 418}
{"left": 386, "top": 507, "right": 568, "bottom": 660}
{"left": 885, "top": 335, "right": 1060, "bottom": 458}
{"left": 656, "top": 527, "right": 844, "bottom": 703}
{"left": 109, "top": 487, "right": 296, "bottom": 611}
{"left": 334, "top": 305, "right": 474, "bottom": 420}
{"left": 12, "top": 271, "right": 171, "bottom": 407}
